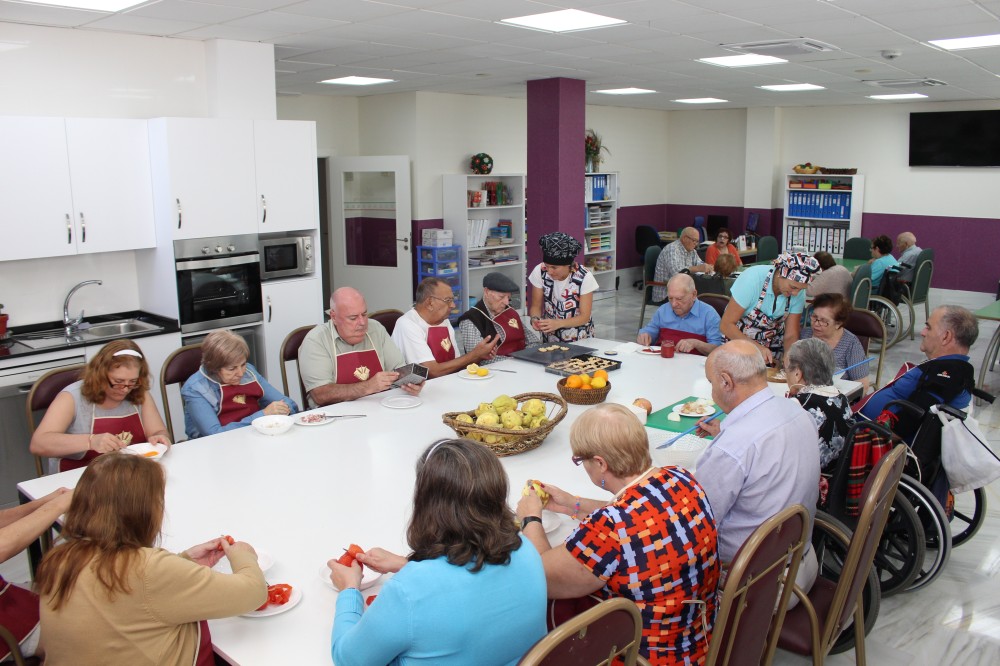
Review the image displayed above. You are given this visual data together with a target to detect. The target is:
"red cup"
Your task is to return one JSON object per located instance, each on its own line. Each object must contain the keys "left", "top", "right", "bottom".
{"left": 660, "top": 340, "right": 675, "bottom": 358}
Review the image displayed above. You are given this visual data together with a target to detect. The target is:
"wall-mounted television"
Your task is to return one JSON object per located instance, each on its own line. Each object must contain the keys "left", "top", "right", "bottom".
{"left": 909, "top": 110, "right": 1000, "bottom": 167}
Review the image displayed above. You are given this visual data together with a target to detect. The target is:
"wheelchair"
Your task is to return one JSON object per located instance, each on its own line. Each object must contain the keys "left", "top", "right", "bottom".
{"left": 868, "top": 267, "right": 905, "bottom": 349}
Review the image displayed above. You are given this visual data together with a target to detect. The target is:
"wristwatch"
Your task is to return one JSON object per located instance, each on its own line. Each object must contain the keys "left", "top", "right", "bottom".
{"left": 520, "top": 515, "right": 543, "bottom": 531}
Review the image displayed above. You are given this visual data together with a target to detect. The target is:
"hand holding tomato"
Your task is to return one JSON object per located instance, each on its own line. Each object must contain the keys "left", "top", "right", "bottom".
{"left": 184, "top": 536, "right": 234, "bottom": 568}
{"left": 328, "top": 557, "right": 363, "bottom": 591}
{"left": 354, "top": 548, "right": 407, "bottom": 574}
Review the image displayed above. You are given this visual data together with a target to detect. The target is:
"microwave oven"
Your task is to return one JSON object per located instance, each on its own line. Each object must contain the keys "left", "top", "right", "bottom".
{"left": 259, "top": 234, "right": 315, "bottom": 280}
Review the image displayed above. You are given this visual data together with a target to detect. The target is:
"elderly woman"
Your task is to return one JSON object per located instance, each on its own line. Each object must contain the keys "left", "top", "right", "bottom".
{"left": 181, "top": 330, "right": 297, "bottom": 439}
{"left": 806, "top": 251, "right": 852, "bottom": 299}
{"left": 517, "top": 404, "right": 719, "bottom": 666}
{"left": 720, "top": 252, "right": 820, "bottom": 365}
{"left": 800, "top": 292, "right": 871, "bottom": 393}
{"left": 785, "top": 338, "right": 855, "bottom": 473}
{"left": 328, "top": 439, "right": 546, "bottom": 665}
{"left": 36, "top": 454, "right": 265, "bottom": 666}
{"left": 528, "top": 232, "right": 597, "bottom": 342}
{"left": 868, "top": 234, "right": 899, "bottom": 294}
{"left": 704, "top": 227, "right": 744, "bottom": 267}
{"left": 457, "top": 271, "right": 540, "bottom": 364}
{"left": 30, "top": 339, "right": 171, "bottom": 473}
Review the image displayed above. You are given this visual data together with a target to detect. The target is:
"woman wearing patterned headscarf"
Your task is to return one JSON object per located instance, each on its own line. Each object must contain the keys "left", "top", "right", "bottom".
{"left": 528, "top": 232, "right": 597, "bottom": 342}
{"left": 719, "top": 252, "right": 820, "bottom": 365}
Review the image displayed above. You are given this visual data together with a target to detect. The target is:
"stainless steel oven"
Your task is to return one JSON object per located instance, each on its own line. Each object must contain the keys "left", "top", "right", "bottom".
{"left": 174, "top": 235, "right": 263, "bottom": 334}
{"left": 259, "top": 233, "right": 315, "bottom": 280}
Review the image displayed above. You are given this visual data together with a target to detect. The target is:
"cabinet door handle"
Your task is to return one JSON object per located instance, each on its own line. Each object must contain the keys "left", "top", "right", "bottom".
{"left": 261, "top": 194, "right": 267, "bottom": 224}
{"left": 80, "top": 212, "right": 86, "bottom": 243}
{"left": 267, "top": 296, "right": 272, "bottom": 323}
{"left": 176, "top": 198, "right": 182, "bottom": 229}
{"left": 66, "top": 214, "right": 72, "bottom": 244}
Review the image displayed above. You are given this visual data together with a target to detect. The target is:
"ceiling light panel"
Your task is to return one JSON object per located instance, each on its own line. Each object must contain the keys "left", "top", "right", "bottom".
{"left": 868, "top": 93, "right": 928, "bottom": 100}
{"left": 320, "top": 76, "right": 395, "bottom": 86}
{"left": 593, "top": 88, "right": 656, "bottom": 95}
{"left": 758, "top": 83, "right": 825, "bottom": 91}
{"left": 500, "top": 9, "right": 626, "bottom": 33}
{"left": 15, "top": 0, "right": 143, "bottom": 9}
{"left": 698, "top": 54, "right": 788, "bottom": 67}
{"left": 929, "top": 34, "right": 1000, "bottom": 50}
{"left": 674, "top": 98, "right": 728, "bottom": 104}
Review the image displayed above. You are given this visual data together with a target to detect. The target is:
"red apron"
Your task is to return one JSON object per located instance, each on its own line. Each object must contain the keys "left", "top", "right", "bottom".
{"left": 0, "top": 576, "right": 39, "bottom": 661}
{"left": 494, "top": 307, "right": 526, "bottom": 356}
{"left": 427, "top": 326, "right": 456, "bottom": 363}
{"left": 60, "top": 409, "right": 147, "bottom": 472}
{"left": 194, "top": 620, "right": 214, "bottom": 666}
{"left": 217, "top": 379, "right": 264, "bottom": 426}
{"left": 334, "top": 332, "right": 384, "bottom": 383}
{"left": 657, "top": 327, "right": 708, "bottom": 354}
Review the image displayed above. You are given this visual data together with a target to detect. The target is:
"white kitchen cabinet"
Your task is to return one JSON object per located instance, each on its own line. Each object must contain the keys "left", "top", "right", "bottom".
{"left": 260, "top": 277, "right": 324, "bottom": 408}
{"left": 148, "top": 118, "right": 257, "bottom": 240}
{"left": 0, "top": 117, "right": 156, "bottom": 262}
{"left": 254, "top": 121, "right": 319, "bottom": 233}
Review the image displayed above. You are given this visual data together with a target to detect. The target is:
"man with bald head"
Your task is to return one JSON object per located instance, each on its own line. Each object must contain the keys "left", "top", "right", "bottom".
{"left": 895, "top": 232, "right": 922, "bottom": 283}
{"left": 694, "top": 340, "right": 820, "bottom": 595}
{"left": 297, "top": 287, "right": 418, "bottom": 407}
{"left": 637, "top": 273, "right": 722, "bottom": 355}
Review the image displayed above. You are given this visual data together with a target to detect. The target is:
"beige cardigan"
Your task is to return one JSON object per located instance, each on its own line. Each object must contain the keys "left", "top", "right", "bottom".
{"left": 40, "top": 546, "right": 266, "bottom": 665}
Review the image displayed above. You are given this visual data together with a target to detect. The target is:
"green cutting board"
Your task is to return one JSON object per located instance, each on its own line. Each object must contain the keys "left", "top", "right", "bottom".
{"left": 647, "top": 395, "right": 724, "bottom": 436}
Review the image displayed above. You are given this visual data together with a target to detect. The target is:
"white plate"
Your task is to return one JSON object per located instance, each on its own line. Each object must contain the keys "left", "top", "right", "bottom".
{"left": 120, "top": 442, "right": 168, "bottom": 461}
{"left": 672, "top": 403, "right": 717, "bottom": 418}
{"left": 214, "top": 550, "right": 273, "bottom": 574}
{"left": 381, "top": 396, "right": 422, "bottom": 409}
{"left": 295, "top": 413, "right": 336, "bottom": 426}
{"left": 241, "top": 585, "right": 302, "bottom": 618}
{"left": 542, "top": 510, "right": 561, "bottom": 534}
{"left": 319, "top": 565, "right": 383, "bottom": 591}
{"left": 460, "top": 371, "right": 493, "bottom": 380}
{"left": 636, "top": 347, "right": 661, "bottom": 355}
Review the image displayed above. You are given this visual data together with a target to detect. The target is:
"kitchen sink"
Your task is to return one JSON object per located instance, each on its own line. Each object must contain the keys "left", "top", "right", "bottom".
{"left": 81, "top": 319, "right": 163, "bottom": 340}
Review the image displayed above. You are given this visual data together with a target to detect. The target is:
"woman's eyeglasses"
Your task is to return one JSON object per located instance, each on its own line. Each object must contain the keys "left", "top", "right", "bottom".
{"left": 571, "top": 455, "right": 590, "bottom": 466}
{"left": 109, "top": 379, "right": 140, "bottom": 389}
{"left": 810, "top": 314, "right": 834, "bottom": 327}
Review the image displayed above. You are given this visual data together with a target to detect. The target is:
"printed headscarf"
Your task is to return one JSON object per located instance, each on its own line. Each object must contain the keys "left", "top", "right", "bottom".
{"left": 538, "top": 232, "right": 583, "bottom": 266}
{"left": 774, "top": 252, "right": 821, "bottom": 284}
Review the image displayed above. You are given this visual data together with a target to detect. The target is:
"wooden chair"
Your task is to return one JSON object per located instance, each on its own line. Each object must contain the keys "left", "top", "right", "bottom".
{"left": 778, "top": 445, "right": 906, "bottom": 666}
{"left": 369, "top": 309, "right": 404, "bottom": 336}
{"left": 159, "top": 343, "right": 203, "bottom": 442}
{"left": 699, "top": 293, "right": 731, "bottom": 319}
{"left": 843, "top": 309, "right": 886, "bottom": 390}
{"left": 1, "top": 621, "right": 39, "bottom": 666}
{"left": 638, "top": 246, "right": 666, "bottom": 330}
{"left": 756, "top": 235, "right": 779, "bottom": 262}
{"left": 842, "top": 237, "right": 872, "bottom": 261}
{"left": 279, "top": 325, "right": 313, "bottom": 403}
{"left": 25, "top": 364, "right": 86, "bottom": 477}
{"left": 706, "top": 504, "right": 810, "bottom": 666}
{"left": 517, "top": 598, "right": 648, "bottom": 666}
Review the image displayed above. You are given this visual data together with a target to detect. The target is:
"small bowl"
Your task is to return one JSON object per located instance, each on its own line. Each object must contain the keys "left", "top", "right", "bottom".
{"left": 252, "top": 415, "right": 294, "bottom": 436}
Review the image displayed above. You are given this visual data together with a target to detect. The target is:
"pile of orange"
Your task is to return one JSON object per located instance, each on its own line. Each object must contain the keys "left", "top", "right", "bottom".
{"left": 564, "top": 369, "right": 609, "bottom": 390}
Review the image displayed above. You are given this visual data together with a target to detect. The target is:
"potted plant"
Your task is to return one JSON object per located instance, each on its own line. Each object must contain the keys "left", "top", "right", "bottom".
{"left": 585, "top": 129, "right": 609, "bottom": 173}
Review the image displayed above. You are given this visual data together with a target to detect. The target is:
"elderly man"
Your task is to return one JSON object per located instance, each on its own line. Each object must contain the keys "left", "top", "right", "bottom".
{"left": 298, "top": 287, "right": 418, "bottom": 408}
{"left": 652, "top": 227, "right": 712, "bottom": 302}
{"left": 393, "top": 277, "right": 499, "bottom": 378}
{"left": 456, "top": 272, "right": 540, "bottom": 364}
{"left": 859, "top": 305, "right": 978, "bottom": 421}
{"left": 637, "top": 274, "right": 722, "bottom": 355}
{"left": 895, "top": 232, "right": 922, "bottom": 283}
{"left": 695, "top": 341, "right": 820, "bottom": 593}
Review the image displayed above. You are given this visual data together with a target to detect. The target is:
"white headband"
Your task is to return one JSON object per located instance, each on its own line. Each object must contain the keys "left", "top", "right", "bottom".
{"left": 113, "top": 349, "right": 143, "bottom": 359}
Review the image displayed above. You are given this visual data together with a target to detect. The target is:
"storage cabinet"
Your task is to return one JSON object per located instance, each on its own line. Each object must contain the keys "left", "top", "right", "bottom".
{"left": 584, "top": 173, "right": 618, "bottom": 299}
{"left": 418, "top": 246, "right": 463, "bottom": 320}
{"left": 442, "top": 174, "right": 526, "bottom": 313}
{"left": 782, "top": 173, "right": 865, "bottom": 256}
{"left": 253, "top": 121, "right": 320, "bottom": 233}
{"left": 0, "top": 117, "right": 156, "bottom": 261}
{"left": 260, "top": 277, "right": 325, "bottom": 408}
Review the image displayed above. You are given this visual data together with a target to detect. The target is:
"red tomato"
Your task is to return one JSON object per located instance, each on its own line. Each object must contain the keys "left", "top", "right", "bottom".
{"left": 336, "top": 544, "right": 366, "bottom": 571}
{"left": 225, "top": 535, "right": 235, "bottom": 546}
{"left": 365, "top": 595, "right": 378, "bottom": 606}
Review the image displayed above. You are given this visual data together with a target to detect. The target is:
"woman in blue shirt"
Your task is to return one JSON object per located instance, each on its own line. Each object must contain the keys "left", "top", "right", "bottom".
{"left": 328, "top": 439, "right": 547, "bottom": 666}
{"left": 869, "top": 234, "right": 899, "bottom": 293}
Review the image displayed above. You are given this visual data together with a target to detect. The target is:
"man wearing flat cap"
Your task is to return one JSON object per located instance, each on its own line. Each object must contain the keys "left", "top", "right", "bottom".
{"left": 456, "top": 272, "right": 540, "bottom": 364}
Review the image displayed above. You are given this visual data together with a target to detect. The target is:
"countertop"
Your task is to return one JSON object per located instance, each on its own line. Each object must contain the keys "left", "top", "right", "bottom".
{"left": 0, "top": 310, "right": 180, "bottom": 362}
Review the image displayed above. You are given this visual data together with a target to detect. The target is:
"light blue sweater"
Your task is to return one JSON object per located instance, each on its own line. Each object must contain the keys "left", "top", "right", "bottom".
{"left": 331, "top": 537, "right": 546, "bottom": 666}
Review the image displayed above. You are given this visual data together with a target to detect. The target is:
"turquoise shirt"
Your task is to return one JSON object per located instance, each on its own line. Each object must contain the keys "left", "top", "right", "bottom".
{"left": 870, "top": 254, "right": 899, "bottom": 292}
{"left": 730, "top": 265, "right": 806, "bottom": 319}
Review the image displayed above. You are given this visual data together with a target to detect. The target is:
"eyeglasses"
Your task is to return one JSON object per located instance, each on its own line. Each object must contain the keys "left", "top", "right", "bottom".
{"left": 810, "top": 314, "right": 834, "bottom": 327}
{"left": 109, "top": 379, "right": 140, "bottom": 389}
{"left": 430, "top": 295, "right": 456, "bottom": 306}
{"left": 571, "top": 455, "right": 591, "bottom": 466}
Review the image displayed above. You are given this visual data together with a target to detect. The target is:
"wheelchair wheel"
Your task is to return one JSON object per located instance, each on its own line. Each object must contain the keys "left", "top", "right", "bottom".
{"left": 871, "top": 492, "right": 925, "bottom": 597}
{"left": 951, "top": 488, "right": 987, "bottom": 547}
{"left": 897, "top": 475, "right": 952, "bottom": 592}
{"left": 812, "top": 513, "right": 881, "bottom": 654}
{"left": 870, "top": 298, "right": 903, "bottom": 349}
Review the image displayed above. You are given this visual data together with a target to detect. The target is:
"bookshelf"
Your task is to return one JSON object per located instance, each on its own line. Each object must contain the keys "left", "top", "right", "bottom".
{"left": 442, "top": 173, "right": 527, "bottom": 314}
{"left": 584, "top": 172, "right": 619, "bottom": 299}
{"left": 782, "top": 173, "right": 864, "bottom": 257}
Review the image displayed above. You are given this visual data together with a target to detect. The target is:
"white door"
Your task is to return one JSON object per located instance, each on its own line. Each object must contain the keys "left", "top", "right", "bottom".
{"left": 254, "top": 121, "right": 319, "bottom": 233}
{"left": 329, "top": 156, "right": 412, "bottom": 312}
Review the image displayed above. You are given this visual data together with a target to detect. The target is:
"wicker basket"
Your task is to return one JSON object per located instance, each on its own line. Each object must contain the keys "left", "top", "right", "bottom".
{"left": 792, "top": 165, "right": 821, "bottom": 174}
{"left": 818, "top": 167, "right": 858, "bottom": 175}
{"left": 556, "top": 377, "right": 611, "bottom": 405}
{"left": 441, "top": 392, "right": 568, "bottom": 457}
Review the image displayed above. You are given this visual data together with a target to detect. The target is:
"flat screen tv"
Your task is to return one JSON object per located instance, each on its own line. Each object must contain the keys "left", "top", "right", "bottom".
{"left": 909, "top": 110, "right": 1000, "bottom": 167}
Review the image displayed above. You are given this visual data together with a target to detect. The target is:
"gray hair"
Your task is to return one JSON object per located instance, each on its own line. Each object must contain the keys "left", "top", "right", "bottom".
{"left": 415, "top": 277, "right": 446, "bottom": 305}
{"left": 898, "top": 231, "right": 916, "bottom": 246}
{"left": 667, "top": 273, "right": 696, "bottom": 294}
{"left": 786, "top": 338, "right": 835, "bottom": 387}
{"left": 680, "top": 226, "right": 698, "bottom": 241}
{"left": 937, "top": 306, "right": 979, "bottom": 349}
{"left": 711, "top": 341, "right": 766, "bottom": 383}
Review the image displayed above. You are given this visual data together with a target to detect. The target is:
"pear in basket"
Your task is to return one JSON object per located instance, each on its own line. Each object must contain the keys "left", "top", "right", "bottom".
{"left": 520, "top": 411, "right": 533, "bottom": 427}
{"left": 501, "top": 411, "right": 522, "bottom": 429}
{"left": 523, "top": 399, "right": 546, "bottom": 417}
{"left": 455, "top": 413, "right": 473, "bottom": 424}
{"left": 476, "top": 412, "right": 500, "bottom": 427}
{"left": 493, "top": 394, "right": 517, "bottom": 415}
{"left": 475, "top": 402, "right": 497, "bottom": 417}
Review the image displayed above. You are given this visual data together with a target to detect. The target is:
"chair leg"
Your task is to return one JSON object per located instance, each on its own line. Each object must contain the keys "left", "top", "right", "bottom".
{"left": 853, "top": 601, "right": 867, "bottom": 666}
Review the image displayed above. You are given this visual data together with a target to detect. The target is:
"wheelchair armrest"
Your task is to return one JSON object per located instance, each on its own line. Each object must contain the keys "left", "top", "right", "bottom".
{"left": 883, "top": 398, "right": 926, "bottom": 421}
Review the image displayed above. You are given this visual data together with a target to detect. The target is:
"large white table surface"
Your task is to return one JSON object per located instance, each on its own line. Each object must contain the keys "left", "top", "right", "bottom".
{"left": 17, "top": 338, "right": 858, "bottom": 665}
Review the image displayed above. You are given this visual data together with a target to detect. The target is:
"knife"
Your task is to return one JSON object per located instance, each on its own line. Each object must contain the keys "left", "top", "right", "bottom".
{"left": 322, "top": 414, "right": 367, "bottom": 420}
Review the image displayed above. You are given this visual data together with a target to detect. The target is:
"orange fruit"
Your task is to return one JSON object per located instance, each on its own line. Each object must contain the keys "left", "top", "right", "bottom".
{"left": 565, "top": 375, "right": 583, "bottom": 389}
{"left": 579, "top": 374, "right": 592, "bottom": 386}
{"left": 593, "top": 369, "right": 609, "bottom": 381}
{"left": 590, "top": 376, "right": 607, "bottom": 389}
{"left": 580, "top": 384, "right": 594, "bottom": 390}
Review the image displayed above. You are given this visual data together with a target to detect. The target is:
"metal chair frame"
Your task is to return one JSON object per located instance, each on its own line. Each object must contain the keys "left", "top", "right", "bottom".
{"left": 899, "top": 253, "right": 934, "bottom": 341}
{"left": 517, "top": 598, "right": 647, "bottom": 666}
{"left": 1, "top": 621, "right": 36, "bottom": 666}
{"left": 158, "top": 343, "right": 203, "bottom": 442}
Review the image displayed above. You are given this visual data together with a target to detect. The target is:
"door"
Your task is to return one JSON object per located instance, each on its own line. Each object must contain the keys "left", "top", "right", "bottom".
{"left": 328, "top": 156, "right": 412, "bottom": 312}
{"left": 254, "top": 121, "right": 319, "bottom": 233}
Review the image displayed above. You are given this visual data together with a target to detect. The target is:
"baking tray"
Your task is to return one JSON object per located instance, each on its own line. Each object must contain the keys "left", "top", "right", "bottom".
{"left": 544, "top": 354, "right": 623, "bottom": 377}
{"left": 510, "top": 343, "right": 596, "bottom": 365}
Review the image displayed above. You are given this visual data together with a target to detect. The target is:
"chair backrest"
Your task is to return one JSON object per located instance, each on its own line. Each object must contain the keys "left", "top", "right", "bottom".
{"left": 908, "top": 248, "right": 934, "bottom": 304}
{"left": 820, "top": 445, "right": 905, "bottom": 656}
{"left": 694, "top": 216, "right": 707, "bottom": 242}
{"left": 756, "top": 235, "right": 779, "bottom": 262}
{"left": 706, "top": 504, "right": 810, "bottom": 666}
{"left": 699, "top": 293, "right": 730, "bottom": 319}
{"left": 369, "top": 309, "right": 404, "bottom": 336}
{"left": 746, "top": 212, "right": 760, "bottom": 234}
{"left": 279, "top": 325, "right": 314, "bottom": 403}
{"left": 0, "top": 621, "right": 31, "bottom": 666}
{"left": 842, "top": 237, "right": 872, "bottom": 261}
{"left": 843, "top": 308, "right": 886, "bottom": 389}
{"left": 850, "top": 263, "right": 873, "bottom": 310}
{"left": 25, "top": 364, "right": 86, "bottom": 477}
{"left": 159, "top": 344, "right": 203, "bottom": 442}
{"left": 635, "top": 225, "right": 664, "bottom": 255}
{"left": 517, "top": 598, "right": 644, "bottom": 666}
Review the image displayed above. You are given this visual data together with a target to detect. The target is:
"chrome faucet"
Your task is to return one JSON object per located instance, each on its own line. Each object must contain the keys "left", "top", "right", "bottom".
{"left": 63, "top": 280, "right": 103, "bottom": 335}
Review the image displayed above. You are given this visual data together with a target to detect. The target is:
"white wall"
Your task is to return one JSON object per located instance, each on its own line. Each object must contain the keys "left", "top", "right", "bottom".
{"left": 277, "top": 95, "right": 360, "bottom": 158}
{"left": 666, "top": 109, "right": 747, "bottom": 206}
{"left": 585, "top": 105, "right": 670, "bottom": 207}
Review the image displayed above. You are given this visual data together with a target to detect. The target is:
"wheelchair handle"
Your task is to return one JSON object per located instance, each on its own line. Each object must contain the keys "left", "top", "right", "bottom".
{"left": 971, "top": 387, "right": 995, "bottom": 404}
{"left": 883, "top": 399, "right": 925, "bottom": 420}
{"left": 845, "top": 418, "right": 899, "bottom": 444}
{"left": 930, "top": 404, "right": 968, "bottom": 421}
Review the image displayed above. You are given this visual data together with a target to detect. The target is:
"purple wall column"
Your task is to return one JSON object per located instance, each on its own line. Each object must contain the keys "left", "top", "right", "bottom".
{"left": 526, "top": 78, "right": 586, "bottom": 273}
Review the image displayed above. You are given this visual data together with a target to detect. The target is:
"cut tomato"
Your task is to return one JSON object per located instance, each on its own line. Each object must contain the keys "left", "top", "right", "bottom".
{"left": 365, "top": 594, "right": 378, "bottom": 606}
{"left": 336, "top": 544, "right": 366, "bottom": 571}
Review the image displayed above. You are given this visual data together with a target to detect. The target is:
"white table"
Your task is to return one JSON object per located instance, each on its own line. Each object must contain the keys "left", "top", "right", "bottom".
{"left": 17, "top": 338, "right": 858, "bottom": 665}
